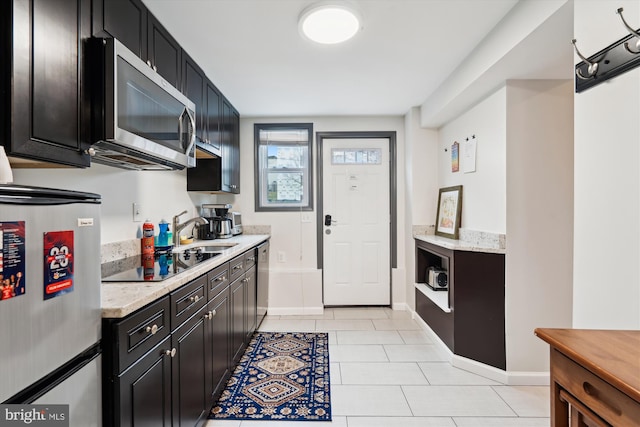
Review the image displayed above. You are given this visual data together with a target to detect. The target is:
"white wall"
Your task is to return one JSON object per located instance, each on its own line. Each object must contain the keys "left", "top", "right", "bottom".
{"left": 11, "top": 115, "right": 405, "bottom": 314}
{"left": 404, "top": 107, "right": 439, "bottom": 311}
{"left": 573, "top": 1, "right": 640, "bottom": 328}
{"left": 505, "top": 80, "right": 574, "bottom": 372}
{"left": 12, "top": 165, "right": 218, "bottom": 244}
{"left": 438, "top": 87, "right": 507, "bottom": 234}
{"left": 431, "top": 80, "right": 574, "bottom": 375}
{"left": 237, "top": 116, "right": 406, "bottom": 314}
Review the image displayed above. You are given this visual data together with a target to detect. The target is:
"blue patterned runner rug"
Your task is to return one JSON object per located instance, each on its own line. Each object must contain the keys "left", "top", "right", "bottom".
{"left": 209, "top": 331, "right": 331, "bottom": 421}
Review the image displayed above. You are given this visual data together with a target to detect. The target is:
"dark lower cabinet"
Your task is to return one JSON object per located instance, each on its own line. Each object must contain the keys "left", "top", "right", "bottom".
{"left": 116, "top": 335, "right": 172, "bottom": 427}
{"left": 206, "top": 287, "right": 231, "bottom": 403}
{"left": 415, "top": 239, "right": 506, "bottom": 370}
{"left": 171, "top": 305, "right": 208, "bottom": 427}
{"left": 103, "top": 245, "right": 264, "bottom": 426}
{"left": 230, "top": 275, "right": 246, "bottom": 364}
{"left": 245, "top": 266, "right": 257, "bottom": 343}
{"left": 2, "top": 0, "right": 92, "bottom": 167}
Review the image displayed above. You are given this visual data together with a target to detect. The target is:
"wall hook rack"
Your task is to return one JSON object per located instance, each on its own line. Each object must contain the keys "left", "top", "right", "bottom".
{"left": 572, "top": 39, "right": 599, "bottom": 80}
{"left": 616, "top": 8, "right": 640, "bottom": 54}
{"left": 574, "top": 6, "right": 640, "bottom": 93}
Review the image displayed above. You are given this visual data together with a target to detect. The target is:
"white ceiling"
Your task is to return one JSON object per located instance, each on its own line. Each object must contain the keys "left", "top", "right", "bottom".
{"left": 143, "top": 0, "right": 570, "bottom": 118}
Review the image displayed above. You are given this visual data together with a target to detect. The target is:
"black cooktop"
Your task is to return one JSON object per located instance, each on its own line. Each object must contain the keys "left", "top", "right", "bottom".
{"left": 101, "top": 249, "right": 220, "bottom": 282}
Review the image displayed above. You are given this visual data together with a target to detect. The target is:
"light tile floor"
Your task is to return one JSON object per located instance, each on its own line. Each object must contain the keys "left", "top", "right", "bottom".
{"left": 204, "top": 307, "right": 550, "bottom": 427}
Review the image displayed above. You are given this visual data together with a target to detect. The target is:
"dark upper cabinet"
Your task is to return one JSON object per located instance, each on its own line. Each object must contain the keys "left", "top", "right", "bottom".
{"left": 182, "top": 53, "right": 223, "bottom": 154}
{"left": 222, "top": 100, "right": 241, "bottom": 193}
{"left": 186, "top": 97, "right": 240, "bottom": 195}
{"left": 93, "top": 0, "right": 181, "bottom": 88}
{"left": 1, "top": 0, "right": 92, "bottom": 167}
{"left": 205, "top": 82, "right": 222, "bottom": 150}
{"left": 147, "top": 13, "right": 181, "bottom": 88}
{"left": 92, "top": 0, "right": 147, "bottom": 59}
{"left": 183, "top": 53, "right": 205, "bottom": 143}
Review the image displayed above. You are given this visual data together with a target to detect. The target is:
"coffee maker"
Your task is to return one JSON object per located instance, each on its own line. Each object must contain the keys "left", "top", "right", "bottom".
{"left": 199, "top": 204, "right": 233, "bottom": 239}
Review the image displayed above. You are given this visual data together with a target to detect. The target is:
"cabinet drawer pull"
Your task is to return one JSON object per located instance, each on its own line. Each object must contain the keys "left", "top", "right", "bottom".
{"left": 247, "top": 257, "right": 255, "bottom": 262}
{"left": 189, "top": 295, "right": 200, "bottom": 303}
{"left": 211, "top": 309, "right": 217, "bottom": 317}
{"left": 145, "top": 324, "right": 159, "bottom": 335}
{"left": 214, "top": 275, "right": 226, "bottom": 282}
{"left": 233, "top": 265, "right": 242, "bottom": 271}
{"left": 204, "top": 309, "right": 217, "bottom": 320}
{"left": 164, "top": 348, "right": 177, "bottom": 358}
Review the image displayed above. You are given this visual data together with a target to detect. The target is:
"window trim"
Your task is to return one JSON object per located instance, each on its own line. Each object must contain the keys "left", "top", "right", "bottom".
{"left": 254, "top": 123, "right": 314, "bottom": 212}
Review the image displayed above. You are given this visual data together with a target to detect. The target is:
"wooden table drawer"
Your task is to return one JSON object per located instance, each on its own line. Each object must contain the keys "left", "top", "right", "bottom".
{"left": 115, "top": 295, "right": 170, "bottom": 373}
{"left": 207, "top": 262, "right": 229, "bottom": 300}
{"left": 170, "top": 274, "right": 207, "bottom": 331}
{"left": 552, "top": 349, "right": 640, "bottom": 426}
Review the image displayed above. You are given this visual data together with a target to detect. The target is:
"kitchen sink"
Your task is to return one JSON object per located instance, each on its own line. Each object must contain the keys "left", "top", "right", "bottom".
{"left": 174, "top": 243, "right": 238, "bottom": 254}
{"left": 195, "top": 245, "right": 237, "bottom": 252}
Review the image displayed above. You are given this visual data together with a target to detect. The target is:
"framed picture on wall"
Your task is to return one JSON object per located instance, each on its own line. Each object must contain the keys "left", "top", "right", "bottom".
{"left": 435, "top": 185, "right": 463, "bottom": 239}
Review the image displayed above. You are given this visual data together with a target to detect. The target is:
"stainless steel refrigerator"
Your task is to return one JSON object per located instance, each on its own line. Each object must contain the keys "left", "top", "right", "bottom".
{"left": 0, "top": 184, "right": 102, "bottom": 426}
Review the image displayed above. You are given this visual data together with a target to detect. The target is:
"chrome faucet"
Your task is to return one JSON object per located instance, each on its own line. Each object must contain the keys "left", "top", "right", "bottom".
{"left": 172, "top": 210, "right": 208, "bottom": 246}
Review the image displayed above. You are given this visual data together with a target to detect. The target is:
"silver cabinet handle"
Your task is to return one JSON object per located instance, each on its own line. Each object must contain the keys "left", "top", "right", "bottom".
{"left": 214, "top": 275, "right": 226, "bottom": 282}
{"left": 211, "top": 309, "right": 217, "bottom": 317}
{"left": 189, "top": 295, "right": 200, "bottom": 303}
{"left": 233, "top": 265, "right": 242, "bottom": 271}
{"left": 153, "top": 65, "right": 157, "bottom": 72}
{"left": 164, "top": 348, "right": 177, "bottom": 358}
{"left": 145, "top": 324, "right": 158, "bottom": 335}
{"left": 247, "top": 257, "right": 255, "bottom": 262}
{"left": 204, "top": 309, "right": 217, "bottom": 320}
{"left": 146, "top": 59, "right": 152, "bottom": 67}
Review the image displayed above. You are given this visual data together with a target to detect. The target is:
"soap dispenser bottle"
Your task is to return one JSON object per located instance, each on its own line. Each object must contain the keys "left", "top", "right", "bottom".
{"left": 158, "top": 220, "right": 170, "bottom": 247}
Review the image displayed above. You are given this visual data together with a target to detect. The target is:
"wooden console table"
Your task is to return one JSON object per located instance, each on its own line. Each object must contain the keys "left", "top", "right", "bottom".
{"left": 535, "top": 328, "right": 640, "bottom": 426}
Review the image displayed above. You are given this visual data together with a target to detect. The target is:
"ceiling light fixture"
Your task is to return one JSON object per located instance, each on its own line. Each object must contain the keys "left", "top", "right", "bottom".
{"left": 299, "top": 2, "right": 362, "bottom": 45}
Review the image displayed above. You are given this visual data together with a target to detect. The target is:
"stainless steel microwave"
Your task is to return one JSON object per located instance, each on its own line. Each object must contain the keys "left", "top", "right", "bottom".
{"left": 90, "top": 38, "right": 196, "bottom": 170}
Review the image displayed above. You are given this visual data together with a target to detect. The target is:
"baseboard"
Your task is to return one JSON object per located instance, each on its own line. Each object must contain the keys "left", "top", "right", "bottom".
{"left": 409, "top": 307, "right": 550, "bottom": 386}
{"left": 392, "top": 302, "right": 408, "bottom": 311}
{"left": 268, "top": 306, "right": 324, "bottom": 316}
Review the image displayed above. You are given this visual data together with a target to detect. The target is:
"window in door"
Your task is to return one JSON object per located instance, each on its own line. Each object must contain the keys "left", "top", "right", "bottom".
{"left": 254, "top": 123, "right": 313, "bottom": 211}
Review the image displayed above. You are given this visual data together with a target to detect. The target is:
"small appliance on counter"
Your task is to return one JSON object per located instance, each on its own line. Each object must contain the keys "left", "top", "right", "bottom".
{"left": 426, "top": 266, "right": 448, "bottom": 291}
{"left": 200, "top": 203, "right": 234, "bottom": 239}
{"left": 228, "top": 211, "right": 242, "bottom": 235}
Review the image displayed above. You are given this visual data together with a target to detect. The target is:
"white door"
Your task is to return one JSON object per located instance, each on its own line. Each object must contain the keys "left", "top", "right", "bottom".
{"left": 322, "top": 138, "right": 390, "bottom": 305}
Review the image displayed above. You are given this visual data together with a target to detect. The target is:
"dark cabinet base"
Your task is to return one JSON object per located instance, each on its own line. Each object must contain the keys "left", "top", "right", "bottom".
{"left": 415, "top": 239, "right": 505, "bottom": 370}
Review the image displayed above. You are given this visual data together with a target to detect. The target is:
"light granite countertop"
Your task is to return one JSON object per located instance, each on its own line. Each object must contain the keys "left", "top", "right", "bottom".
{"left": 414, "top": 234, "right": 506, "bottom": 254}
{"left": 101, "top": 234, "right": 270, "bottom": 318}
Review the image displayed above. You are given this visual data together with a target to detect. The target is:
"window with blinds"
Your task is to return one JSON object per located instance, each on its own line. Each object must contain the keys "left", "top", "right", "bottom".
{"left": 254, "top": 123, "right": 313, "bottom": 211}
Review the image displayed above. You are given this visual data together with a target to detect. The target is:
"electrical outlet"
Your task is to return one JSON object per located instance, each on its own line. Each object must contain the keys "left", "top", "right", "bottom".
{"left": 277, "top": 251, "right": 286, "bottom": 262}
{"left": 132, "top": 203, "right": 142, "bottom": 222}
